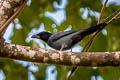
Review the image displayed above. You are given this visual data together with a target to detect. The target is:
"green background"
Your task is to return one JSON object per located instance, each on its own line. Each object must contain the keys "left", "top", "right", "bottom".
{"left": 1, "top": 0, "right": 120, "bottom": 80}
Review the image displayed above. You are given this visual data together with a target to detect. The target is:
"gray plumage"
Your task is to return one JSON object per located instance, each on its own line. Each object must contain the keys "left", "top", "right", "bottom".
{"left": 32, "top": 23, "right": 107, "bottom": 50}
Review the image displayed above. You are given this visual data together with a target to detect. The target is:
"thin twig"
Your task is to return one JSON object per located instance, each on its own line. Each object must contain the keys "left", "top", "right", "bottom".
{"left": 85, "top": 0, "right": 108, "bottom": 51}
{"left": 107, "top": 12, "right": 120, "bottom": 24}
{"left": 98, "top": 0, "right": 108, "bottom": 24}
{"left": 66, "top": 0, "right": 108, "bottom": 80}
{"left": 0, "top": 0, "right": 28, "bottom": 35}
{"left": 85, "top": 9, "right": 120, "bottom": 52}
{"left": 103, "top": 8, "right": 120, "bottom": 22}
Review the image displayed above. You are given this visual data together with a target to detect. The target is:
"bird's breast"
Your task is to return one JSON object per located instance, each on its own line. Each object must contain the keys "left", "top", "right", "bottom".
{"left": 47, "top": 38, "right": 73, "bottom": 50}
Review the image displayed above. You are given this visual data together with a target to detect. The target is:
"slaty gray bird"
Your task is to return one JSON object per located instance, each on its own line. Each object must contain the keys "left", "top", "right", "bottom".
{"left": 32, "top": 23, "right": 107, "bottom": 50}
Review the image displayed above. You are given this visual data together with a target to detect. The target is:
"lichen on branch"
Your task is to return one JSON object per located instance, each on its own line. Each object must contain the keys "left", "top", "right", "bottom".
{"left": 0, "top": 42, "right": 120, "bottom": 66}
{"left": 0, "top": 0, "right": 23, "bottom": 26}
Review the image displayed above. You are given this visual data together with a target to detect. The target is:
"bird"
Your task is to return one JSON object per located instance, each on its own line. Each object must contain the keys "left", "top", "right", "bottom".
{"left": 31, "top": 23, "right": 107, "bottom": 50}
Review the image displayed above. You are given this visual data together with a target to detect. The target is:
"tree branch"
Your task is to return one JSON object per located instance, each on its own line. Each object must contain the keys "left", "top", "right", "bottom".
{"left": 0, "top": 42, "right": 120, "bottom": 66}
{"left": 0, "top": 0, "right": 27, "bottom": 37}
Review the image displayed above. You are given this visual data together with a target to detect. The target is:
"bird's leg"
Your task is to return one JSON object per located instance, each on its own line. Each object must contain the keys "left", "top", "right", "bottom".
{"left": 70, "top": 48, "right": 72, "bottom": 52}
{"left": 60, "top": 44, "right": 65, "bottom": 51}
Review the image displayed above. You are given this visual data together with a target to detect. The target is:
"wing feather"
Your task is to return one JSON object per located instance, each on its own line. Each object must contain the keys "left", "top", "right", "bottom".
{"left": 51, "top": 30, "right": 78, "bottom": 41}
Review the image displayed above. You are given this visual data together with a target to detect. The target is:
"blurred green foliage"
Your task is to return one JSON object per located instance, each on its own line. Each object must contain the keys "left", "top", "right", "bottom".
{"left": 1, "top": 0, "right": 120, "bottom": 80}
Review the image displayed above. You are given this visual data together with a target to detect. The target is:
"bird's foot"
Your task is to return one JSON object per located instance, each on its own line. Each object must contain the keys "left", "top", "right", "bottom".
{"left": 70, "top": 48, "right": 72, "bottom": 52}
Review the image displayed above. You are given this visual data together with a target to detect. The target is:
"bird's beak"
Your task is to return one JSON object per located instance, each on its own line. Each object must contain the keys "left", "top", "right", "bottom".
{"left": 31, "top": 35, "right": 40, "bottom": 38}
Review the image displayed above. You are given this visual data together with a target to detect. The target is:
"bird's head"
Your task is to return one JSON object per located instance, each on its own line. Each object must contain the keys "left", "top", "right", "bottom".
{"left": 31, "top": 31, "right": 52, "bottom": 42}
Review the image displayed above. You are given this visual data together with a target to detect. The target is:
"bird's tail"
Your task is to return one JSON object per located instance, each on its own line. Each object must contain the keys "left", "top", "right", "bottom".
{"left": 81, "top": 23, "right": 107, "bottom": 36}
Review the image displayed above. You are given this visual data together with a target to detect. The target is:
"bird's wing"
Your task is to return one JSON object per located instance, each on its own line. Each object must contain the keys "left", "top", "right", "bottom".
{"left": 50, "top": 30, "right": 78, "bottom": 42}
